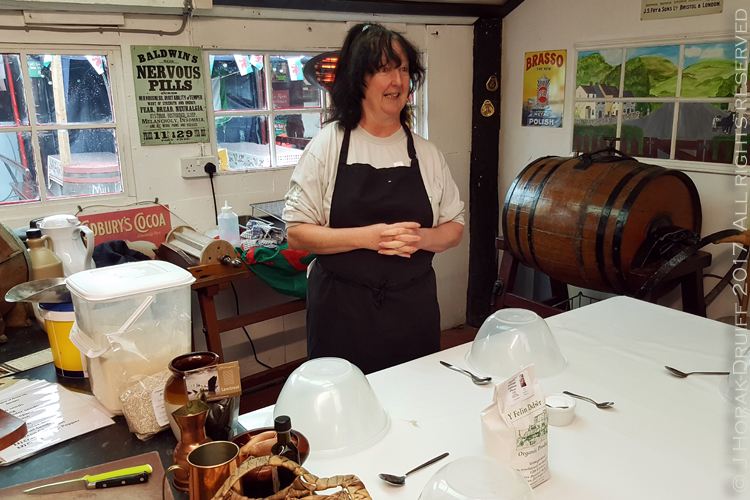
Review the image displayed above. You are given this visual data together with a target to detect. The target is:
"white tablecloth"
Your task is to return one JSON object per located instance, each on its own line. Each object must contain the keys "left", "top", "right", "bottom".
{"left": 239, "top": 296, "right": 748, "bottom": 499}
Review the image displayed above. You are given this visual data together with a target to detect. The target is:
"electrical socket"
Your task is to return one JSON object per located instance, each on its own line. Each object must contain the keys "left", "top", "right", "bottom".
{"left": 180, "top": 156, "right": 217, "bottom": 178}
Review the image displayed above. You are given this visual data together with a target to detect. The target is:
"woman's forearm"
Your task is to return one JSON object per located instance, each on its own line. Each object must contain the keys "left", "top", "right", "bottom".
{"left": 416, "top": 221, "right": 464, "bottom": 253}
{"left": 287, "top": 223, "right": 384, "bottom": 254}
{"left": 288, "top": 221, "right": 461, "bottom": 256}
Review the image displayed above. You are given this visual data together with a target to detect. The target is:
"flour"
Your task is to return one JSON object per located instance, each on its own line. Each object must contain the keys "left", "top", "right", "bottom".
{"left": 480, "top": 364, "right": 550, "bottom": 488}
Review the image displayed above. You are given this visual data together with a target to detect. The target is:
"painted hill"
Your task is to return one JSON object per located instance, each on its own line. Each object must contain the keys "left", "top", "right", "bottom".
{"left": 618, "top": 55, "right": 678, "bottom": 97}
{"left": 679, "top": 59, "right": 736, "bottom": 97}
{"left": 639, "top": 55, "right": 678, "bottom": 95}
{"left": 576, "top": 54, "right": 733, "bottom": 98}
{"left": 576, "top": 53, "right": 614, "bottom": 87}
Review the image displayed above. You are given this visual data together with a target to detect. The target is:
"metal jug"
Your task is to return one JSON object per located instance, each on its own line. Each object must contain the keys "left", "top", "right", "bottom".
{"left": 37, "top": 214, "right": 95, "bottom": 276}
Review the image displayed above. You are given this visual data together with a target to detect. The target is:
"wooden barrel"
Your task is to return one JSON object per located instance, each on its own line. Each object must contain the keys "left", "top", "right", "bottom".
{"left": 0, "top": 223, "right": 30, "bottom": 316}
{"left": 502, "top": 154, "right": 702, "bottom": 295}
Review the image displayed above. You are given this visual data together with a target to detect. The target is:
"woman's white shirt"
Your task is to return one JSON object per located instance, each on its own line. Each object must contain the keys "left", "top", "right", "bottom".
{"left": 282, "top": 122, "right": 465, "bottom": 229}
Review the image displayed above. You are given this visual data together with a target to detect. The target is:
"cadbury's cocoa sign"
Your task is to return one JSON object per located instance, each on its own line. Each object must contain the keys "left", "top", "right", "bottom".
{"left": 78, "top": 205, "right": 171, "bottom": 246}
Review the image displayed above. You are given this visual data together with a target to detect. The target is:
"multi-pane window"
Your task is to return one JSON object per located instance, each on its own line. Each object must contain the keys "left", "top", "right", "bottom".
{"left": 0, "top": 51, "right": 123, "bottom": 206}
{"left": 573, "top": 40, "right": 748, "bottom": 169}
{"left": 208, "top": 52, "right": 424, "bottom": 171}
{"left": 208, "top": 53, "right": 325, "bottom": 171}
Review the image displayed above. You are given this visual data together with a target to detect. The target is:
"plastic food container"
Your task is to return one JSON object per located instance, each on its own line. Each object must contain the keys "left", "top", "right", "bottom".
{"left": 66, "top": 261, "right": 195, "bottom": 414}
{"left": 467, "top": 309, "right": 567, "bottom": 379}
{"left": 418, "top": 456, "right": 536, "bottom": 500}
{"left": 273, "top": 357, "right": 390, "bottom": 458}
{"left": 544, "top": 393, "right": 576, "bottom": 426}
{"left": 39, "top": 302, "right": 86, "bottom": 378}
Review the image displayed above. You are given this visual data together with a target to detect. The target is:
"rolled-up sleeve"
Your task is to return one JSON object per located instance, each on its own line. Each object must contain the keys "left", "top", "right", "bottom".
{"left": 435, "top": 154, "right": 465, "bottom": 226}
{"left": 282, "top": 150, "right": 327, "bottom": 228}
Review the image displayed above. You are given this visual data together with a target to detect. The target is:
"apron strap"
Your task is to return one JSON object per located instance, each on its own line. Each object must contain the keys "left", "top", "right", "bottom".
{"left": 403, "top": 123, "right": 418, "bottom": 167}
{"left": 339, "top": 127, "right": 352, "bottom": 168}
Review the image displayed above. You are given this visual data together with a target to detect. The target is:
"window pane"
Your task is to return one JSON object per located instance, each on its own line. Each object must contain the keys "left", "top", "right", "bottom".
{"left": 216, "top": 116, "right": 272, "bottom": 170}
{"left": 407, "top": 92, "right": 419, "bottom": 133}
{"left": 27, "top": 55, "right": 113, "bottom": 125}
{"left": 621, "top": 102, "right": 672, "bottom": 158}
{"left": 0, "top": 54, "right": 30, "bottom": 127}
{"left": 271, "top": 55, "right": 320, "bottom": 109}
{"left": 576, "top": 49, "right": 622, "bottom": 97}
{"left": 210, "top": 55, "right": 267, "bottom": 112}
{"left": 0, "top": 131, "right": 38, "bottom": 204}
{"left": 274, "top": 113, "right": 320, "bottom": 166}
{"left": 675, "top": 103, "right": 735, "bottom": 163}
{"left": 40, "top": 128, "right": 122, "bottom": 198}
{"left": 624, "top": 46, "right": 679, "bottom": 98}
{"left": 680, "top": 42, "right": 737, "bottom": 98}
{"left": 572, "top": 101, "right": 619, "bottom": 153}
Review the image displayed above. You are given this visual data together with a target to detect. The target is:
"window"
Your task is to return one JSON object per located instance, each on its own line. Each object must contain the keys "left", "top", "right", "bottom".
{"left": 573, "top": 38, "right": 748, "bottom": 172}
{"left": 207, "top": 52, "right": 424, "bottom": 171}
{"left": 208, "top": 53, "right": 325, "bottom": 171}
{"left": 0, "top": 50, "right": 124, "bottom": 206}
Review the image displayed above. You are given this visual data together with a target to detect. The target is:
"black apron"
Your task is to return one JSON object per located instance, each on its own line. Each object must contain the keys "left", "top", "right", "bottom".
{"left": 306, "top": 124, "right": 440, "bottom": 374}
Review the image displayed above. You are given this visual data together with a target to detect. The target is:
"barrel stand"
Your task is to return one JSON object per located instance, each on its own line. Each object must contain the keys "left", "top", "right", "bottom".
{"left": 493, "top": 236, "right": 712, "bottom": 317}
{"left": 629, "top": 251, "right": 712, "bottom": 316}
{"left": 492, "top": 237, "right": 570, "bottom": 318}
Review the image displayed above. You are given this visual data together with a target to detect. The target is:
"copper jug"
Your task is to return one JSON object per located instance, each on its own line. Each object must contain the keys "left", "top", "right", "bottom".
{"left": 171, "top": 404, "right": 212, "bottom": 491}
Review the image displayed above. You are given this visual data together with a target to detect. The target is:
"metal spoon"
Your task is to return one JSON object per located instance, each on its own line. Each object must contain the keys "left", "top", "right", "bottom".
{"left": 562, "top": 391, "right": 614, "bottom": 409}
{"left": 665, "top": 366, "right": 730, "bottom": 378}
{"left": 439, "top": 361, "right": 492, "bottom": 385}
{"left": 378, "top": 452, "right": 449, "bottom": 486}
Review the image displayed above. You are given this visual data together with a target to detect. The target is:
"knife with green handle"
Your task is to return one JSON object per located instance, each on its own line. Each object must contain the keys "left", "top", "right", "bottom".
{"left": 22, "top": 464, "right": 153, "bottom": 494}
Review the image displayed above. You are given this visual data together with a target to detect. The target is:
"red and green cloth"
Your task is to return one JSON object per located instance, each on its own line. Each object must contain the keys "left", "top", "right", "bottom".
{"left": 238, "top": 243, "right": 314, "bottom": 298}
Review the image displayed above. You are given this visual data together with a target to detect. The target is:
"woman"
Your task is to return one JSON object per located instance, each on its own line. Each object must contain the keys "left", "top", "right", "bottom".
{"left": 282, "top": 23, "right": 464, "bottom": 374}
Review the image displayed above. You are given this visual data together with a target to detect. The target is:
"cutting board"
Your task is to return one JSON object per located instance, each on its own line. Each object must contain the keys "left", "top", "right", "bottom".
{"left": 0, "top": 408, "right": 27, "bottom": 451}
{"left": 0, "top": 451, "right": 175, "bottom": 500}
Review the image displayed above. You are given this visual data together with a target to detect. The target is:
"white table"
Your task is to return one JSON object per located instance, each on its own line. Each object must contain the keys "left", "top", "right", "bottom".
{"left": 239, "top": 297, "right": 748, "bottom": 499}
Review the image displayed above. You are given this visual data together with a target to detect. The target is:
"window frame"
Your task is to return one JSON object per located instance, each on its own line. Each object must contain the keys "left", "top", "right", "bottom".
{"left": 0, "top": 43, "right": 135, "bottom": 213}
{"left": 572, "top": 32, "right": 747, "bottom": 176}
{"left": 204, "top": 51, "right": 328, "bottom": 172}
{"left": 203, "top": 49, "right": 427, "bottom": 173}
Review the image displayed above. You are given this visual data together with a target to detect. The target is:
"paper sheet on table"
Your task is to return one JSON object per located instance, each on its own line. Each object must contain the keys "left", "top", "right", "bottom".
{"left": 0, "top": 379, "right": 114, "bottom": 465}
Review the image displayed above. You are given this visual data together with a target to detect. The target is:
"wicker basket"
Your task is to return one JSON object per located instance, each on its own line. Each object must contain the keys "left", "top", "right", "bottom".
{"left": 210, "top": 455, "right": 371, "bottom": 500}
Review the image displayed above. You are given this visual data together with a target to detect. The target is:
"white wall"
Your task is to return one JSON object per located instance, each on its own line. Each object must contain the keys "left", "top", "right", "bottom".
{"left": 500, "top": 0, "right": 747, "bottom": 320}
{"left": 0, "top": 10, "right": 473, "bottom": 374}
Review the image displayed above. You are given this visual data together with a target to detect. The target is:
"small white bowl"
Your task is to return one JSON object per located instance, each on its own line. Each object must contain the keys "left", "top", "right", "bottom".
{"left": 545, "top": 393, "right": 576, "bottom": 427}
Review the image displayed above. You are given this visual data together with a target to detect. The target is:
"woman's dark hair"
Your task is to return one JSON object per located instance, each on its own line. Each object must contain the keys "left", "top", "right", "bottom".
{"left": 328, "top": 23, "right": 425, "bottom": 129}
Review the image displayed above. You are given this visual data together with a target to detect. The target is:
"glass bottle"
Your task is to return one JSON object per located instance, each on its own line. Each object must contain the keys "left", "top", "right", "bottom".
{"left": 271, "top": 415, "right": 300, "bottom": 492}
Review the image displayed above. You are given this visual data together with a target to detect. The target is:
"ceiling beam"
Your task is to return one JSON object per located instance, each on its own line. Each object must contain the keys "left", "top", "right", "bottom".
{"left": 213, "top": 0, "right": 524, "bottom": 20}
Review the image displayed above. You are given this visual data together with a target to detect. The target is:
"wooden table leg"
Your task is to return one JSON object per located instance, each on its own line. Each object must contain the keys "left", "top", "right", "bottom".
{"left": 680, "top": 269, "right": 707, "bottom": 317}
{"left": 197, "top": 284, "right": 224, "bottom": 362}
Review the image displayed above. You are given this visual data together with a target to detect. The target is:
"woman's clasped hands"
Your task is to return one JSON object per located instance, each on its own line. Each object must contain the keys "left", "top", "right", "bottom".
{"left": 377, "top": 222, "right": 421, "bottom": 258}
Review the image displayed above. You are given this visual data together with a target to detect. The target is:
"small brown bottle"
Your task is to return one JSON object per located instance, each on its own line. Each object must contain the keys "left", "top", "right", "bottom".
{"left": 271, "top": 415, "right": 300, "bottom": 492}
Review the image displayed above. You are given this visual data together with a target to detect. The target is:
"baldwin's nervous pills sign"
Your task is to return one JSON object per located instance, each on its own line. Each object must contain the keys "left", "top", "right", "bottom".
{"left": 132, "top": 46, "right": 209, "bottom": 146}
